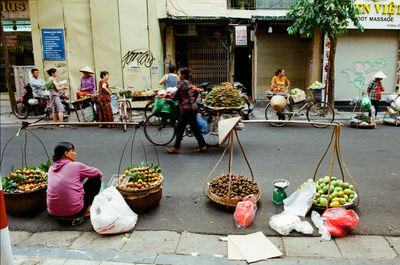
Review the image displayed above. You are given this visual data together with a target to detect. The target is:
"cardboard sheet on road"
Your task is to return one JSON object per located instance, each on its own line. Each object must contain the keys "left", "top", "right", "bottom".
{"left": 228, "top": 231, "right": 282, "bottom": 263}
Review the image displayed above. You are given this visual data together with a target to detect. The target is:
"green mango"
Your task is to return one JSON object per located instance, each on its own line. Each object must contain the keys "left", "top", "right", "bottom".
{"left": 334, "top": 187, "right": 343, "bottom": 193}
{"left": 320, "top": 197, "right": 328, "bottom": 206}
{"left": 344, "top": 189, "right": 353, "bottom": 195}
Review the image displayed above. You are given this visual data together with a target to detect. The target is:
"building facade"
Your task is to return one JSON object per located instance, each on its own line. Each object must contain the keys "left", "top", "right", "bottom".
{"left": 4, "top": 0, "right": 397, "bottom": 101}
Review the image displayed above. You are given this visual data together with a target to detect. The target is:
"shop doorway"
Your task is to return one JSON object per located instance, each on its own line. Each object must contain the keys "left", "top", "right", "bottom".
{"left": 234, "top": 47, "right": 252, "bottom": 98}
{"left": 175, "top": 25, "right": 229, "bottom": 86}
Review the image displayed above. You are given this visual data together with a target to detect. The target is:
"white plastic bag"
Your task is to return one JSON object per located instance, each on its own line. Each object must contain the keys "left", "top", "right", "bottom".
{"left": 269, "top": 211, "right": 313, "bottom": 235}
{"left": 283, "top": 183, "right": 316, "bottom": 217}
{"left": 90, "top": 187, "right": 138, "bottom": 234}
{"left": 311, "top": 211, "right": 331, "bottom": 240}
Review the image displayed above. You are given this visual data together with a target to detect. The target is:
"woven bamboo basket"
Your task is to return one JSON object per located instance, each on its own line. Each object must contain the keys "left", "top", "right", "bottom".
{"left": 204, "top": 129, "right": 261, "bottom": 208}
{"left": 350, "top": 122, "right": 376, "bottom": 129}
{"left": 312, "top": 192, "right": 358, "bottom": 211}
{"left": 310, "top": 124, "right": 360, "bottom": 211}
{"left": 204, "top": 103, "right": 245, "bottom": 112}
{"left": 116, "top": 174, "right": 163, "bottom": 211}
{"left": 207, "top": 181, "right": 261, "bottom": 208}
{"left": 4, "top": 186, "right": 47, "bottom": 215}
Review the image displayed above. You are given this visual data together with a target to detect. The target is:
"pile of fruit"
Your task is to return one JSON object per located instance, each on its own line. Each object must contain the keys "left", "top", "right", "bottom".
{"left": 119, "top": 89, "right": 133, "bottom": 98}
{"left": 269, "top": 87, "right": 287, "bottom": 93}
{"left": 204, "top": 83, "right": 244, "bottom": 108}
{"left": 118, "top": 162, "right": 163, "bottom": 191}
{"left": 1, "top": 161, "right": 50, "bottom": 193}
{"left": 299, "top": 177, "right": 356, "bottom": 207}
{"left": 354, "top": 113, "right": 371, "bottom": 123}
{"left": 310, "top": 81, "right": 324, "bottom": 88}
{"left": 132, "top": 89, "right": 155, "bottom": 97}
{"left": 209, "top": 174, "right": 259, "bottom": 200}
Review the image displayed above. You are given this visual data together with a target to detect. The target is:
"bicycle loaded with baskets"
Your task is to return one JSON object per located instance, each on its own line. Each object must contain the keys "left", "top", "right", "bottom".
{"left": 142, "top": 91, "right": 220, "bottom": 147}
{"left": 264, "top": 86, "right": 335, "bottom": 128}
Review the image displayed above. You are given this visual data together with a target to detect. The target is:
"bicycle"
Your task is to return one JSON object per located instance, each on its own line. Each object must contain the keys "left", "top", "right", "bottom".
{"left": 113, "top": 90, "right": 132, "bottom": 132}
{"left": 264, "top": 87, "right": 335, "bottom": 128}
{"left": 143, "top": 95, "right": 219, "bottom": 146}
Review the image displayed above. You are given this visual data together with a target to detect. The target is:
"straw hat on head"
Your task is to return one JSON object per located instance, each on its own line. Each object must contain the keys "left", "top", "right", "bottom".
{"left": 79, "top": 66, "right": 94, "bottom": 74}
{"left": 373, "top": 71, "right": 387, "bottom": 79}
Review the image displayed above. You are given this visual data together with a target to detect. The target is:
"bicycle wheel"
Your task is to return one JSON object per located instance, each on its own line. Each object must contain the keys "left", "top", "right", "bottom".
{"left": 204, "top": 114, "right": 219, "bottom": 147}
{"left": 264, "top": 103, "right": 291, "bottom": 127}
{"left": 13, "top": 102, "right": 29, "bottom": 119}
{"left": 120, "top": 115, "right": 127, "bottom": 132}
{"left": 144, "top": 99, "right": 154, "bottom": 122}
{"left": 306, "top": 102, "right": 335, "bottom": 128}
{"left": 144, "top": 114, "right": 176, "bottom": 146}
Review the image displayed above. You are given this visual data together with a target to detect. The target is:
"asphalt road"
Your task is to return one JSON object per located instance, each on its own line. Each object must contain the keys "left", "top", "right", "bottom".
{"left": 1, "top": 123, "right": 399, "bottom": 236}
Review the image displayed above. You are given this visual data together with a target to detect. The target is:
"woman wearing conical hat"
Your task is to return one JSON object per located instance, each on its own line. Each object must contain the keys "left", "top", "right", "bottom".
{"left": 367, "top": 71, "right": 386, "bottom": 118}
{"left": 79, "top": 66, "right": 96, "bottom": 95}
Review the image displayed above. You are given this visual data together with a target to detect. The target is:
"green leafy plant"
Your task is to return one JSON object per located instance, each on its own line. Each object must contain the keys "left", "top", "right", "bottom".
{"left": 287, "top": 0, "right": 364, "bottom": 106}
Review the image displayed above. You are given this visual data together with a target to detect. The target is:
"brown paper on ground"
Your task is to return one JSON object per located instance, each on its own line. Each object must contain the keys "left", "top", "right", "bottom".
{"left": 229, "top": 232, "right": 283, "bottom": 263}
{"left": 228, "top": 235, "right": 245, "bottom": 260}
{"left": 218, "top": 117, "right": 240, "bottom": 145}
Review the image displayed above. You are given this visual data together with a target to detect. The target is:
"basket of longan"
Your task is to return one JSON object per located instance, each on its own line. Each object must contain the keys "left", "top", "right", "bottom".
{"left": 1, "top": 161, "right": 50, "bottom": 215}
{"left": 116, "top": 161, "right": 163, "bottom": 211}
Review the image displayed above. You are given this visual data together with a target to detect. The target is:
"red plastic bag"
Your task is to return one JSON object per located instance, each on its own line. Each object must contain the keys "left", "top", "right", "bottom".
{"left": 322, "top": 207, "right": 359, "bottom": 237}
{"left": 234, "top": 195, "right": 257, "bottom": 228}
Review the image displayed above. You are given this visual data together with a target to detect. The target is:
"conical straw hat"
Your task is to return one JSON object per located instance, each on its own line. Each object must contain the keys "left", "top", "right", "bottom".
{"left": 373, "top": 71, "right": 387, "bottom": 79}
{"left": 218, "top": 117, "right": 240, "bottom": 146}
{"left": 79, "top": 66, "right": 94, "bottom": 74}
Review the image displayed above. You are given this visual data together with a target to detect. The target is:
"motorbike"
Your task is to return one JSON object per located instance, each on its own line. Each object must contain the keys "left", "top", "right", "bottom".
{"left": 13, "top": 83, "right": 71, "bottom": 120}
{"left": 234, "top": 82, "right": 254, "bottom": 120}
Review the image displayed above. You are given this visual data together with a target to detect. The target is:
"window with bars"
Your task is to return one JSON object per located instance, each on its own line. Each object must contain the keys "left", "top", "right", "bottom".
{"left": 228, "top": 0, "right": 297, "bottom": 10}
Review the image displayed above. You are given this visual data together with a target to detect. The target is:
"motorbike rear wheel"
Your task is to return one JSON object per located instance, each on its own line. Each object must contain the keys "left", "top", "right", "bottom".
{"left": 13, "top": 102, "right": 29, "bottom": 119}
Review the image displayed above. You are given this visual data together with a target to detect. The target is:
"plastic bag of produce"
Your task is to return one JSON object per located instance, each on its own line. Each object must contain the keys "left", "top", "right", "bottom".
{"left": 197, "top": 113, "right": 208, "bottom": 134}
{"left": 91, "top": 187, "right": 138, "bottom": 235}
{"left": 361, "top": 93, "right": 371, "bottom": 111}
{"left": 321, "top": 207, "right": 359, "bottom": 238}
{"left": 152, "top": 97, "right": 178, "bottom": 119}
{"left": 234, "top": 195, "right": 257, "bottom": 228}
{"left": 283, "top": 182, "right": 316, "bottom": 217}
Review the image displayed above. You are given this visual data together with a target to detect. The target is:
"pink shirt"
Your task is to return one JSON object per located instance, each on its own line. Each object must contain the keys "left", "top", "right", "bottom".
{"left": 47, "top": 159, "right": 102, "bottom": 216}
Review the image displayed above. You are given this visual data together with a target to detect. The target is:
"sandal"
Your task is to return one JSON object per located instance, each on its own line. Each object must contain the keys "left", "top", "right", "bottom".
{"left": 166, "top": 147, "right": 179, "bottom": 154}
{"left": 194, "top": 146, "right": 207, "bottom": 152}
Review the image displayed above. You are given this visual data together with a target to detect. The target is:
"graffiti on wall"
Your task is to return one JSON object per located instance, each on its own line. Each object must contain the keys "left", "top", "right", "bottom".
{"left": 341, "top": 58, "right": 386, "bottom": 95}
{"left": 122, "top": 49, "right": 155, "bottom": 68}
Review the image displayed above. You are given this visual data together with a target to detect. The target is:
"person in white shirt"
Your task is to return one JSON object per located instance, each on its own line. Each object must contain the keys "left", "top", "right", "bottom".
{"left": 29, "top": 68, "right": 46, "bottom": 97}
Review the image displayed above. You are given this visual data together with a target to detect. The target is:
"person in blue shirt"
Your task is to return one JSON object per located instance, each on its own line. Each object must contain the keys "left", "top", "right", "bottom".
{"left": 159, "top": 64, "right": 178, "bottom": 89}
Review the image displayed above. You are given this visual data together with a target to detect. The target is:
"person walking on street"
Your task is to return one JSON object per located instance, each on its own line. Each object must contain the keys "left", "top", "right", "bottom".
{"left": 98, "top": 71, "right": 115, "bottom": 128}
{"left": 367, "top": 71, "right": 386, "bottom": 118}
{"left": 46, "top": 68, "right": 66, "bottom": 127}
{"left": 166, "top": 67, "right": 206, "bottom": 154}
{"left": 159, "top": 64, "right": 178, "bottom": 89}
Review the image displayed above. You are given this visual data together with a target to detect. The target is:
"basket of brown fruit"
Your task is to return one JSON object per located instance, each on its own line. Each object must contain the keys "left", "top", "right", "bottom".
{"left": 1, "top": 161, "right": 50, "bottom": 215}
{"left": 116, "top": 161, "right": 163, "bottom": 211}
{"left": 207, "top": 173, "right": 261, "bottom": 208}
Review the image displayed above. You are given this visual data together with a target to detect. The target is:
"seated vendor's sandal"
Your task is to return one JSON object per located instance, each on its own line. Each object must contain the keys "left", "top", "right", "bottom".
{"left": 56, "top": 216, "right": 85, "bottom": 226}
{"left": 194, "top": 146, "right": 207, "bottom": 152}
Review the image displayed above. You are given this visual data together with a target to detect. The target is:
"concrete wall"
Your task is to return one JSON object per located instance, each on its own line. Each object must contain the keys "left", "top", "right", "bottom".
{"left": 255, "top": 27, "right": 309, "bottom": 99}
{"left": 336, "top": 30, "right": 398, "bottom": 100}
{"left": 29, "top": 0, "right": 165, "bottom": 100}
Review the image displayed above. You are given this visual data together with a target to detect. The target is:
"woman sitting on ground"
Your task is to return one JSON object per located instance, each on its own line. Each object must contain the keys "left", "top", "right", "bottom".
{"left": 47, "top": 142, "right": 102, "bottom": 221}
